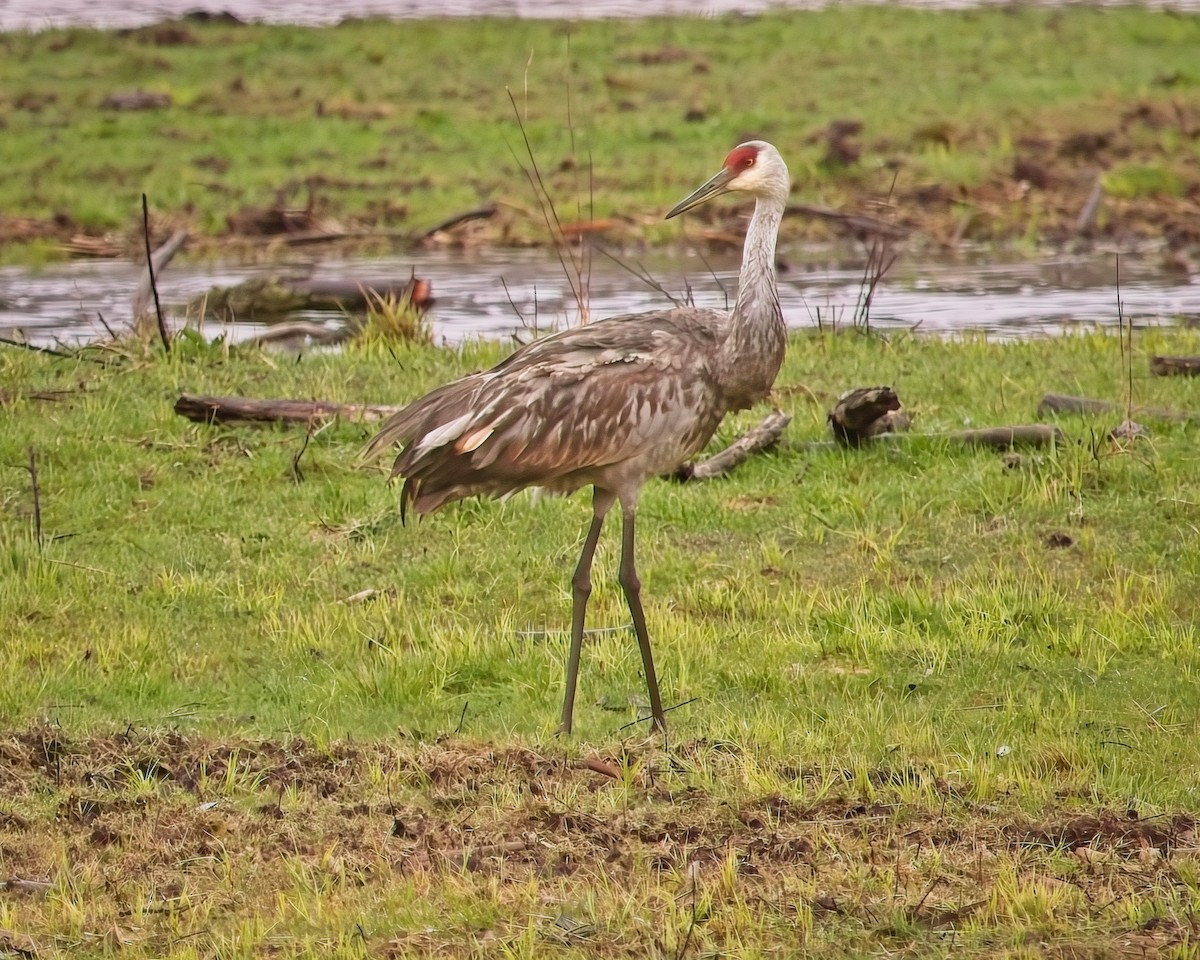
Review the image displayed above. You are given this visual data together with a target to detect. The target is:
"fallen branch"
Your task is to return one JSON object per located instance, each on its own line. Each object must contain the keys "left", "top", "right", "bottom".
{"left": 1150, "top": 355, "right": 1200, "bottom": 377}
{"left": 241, "top": 320, "right": 350, "bottom": 348}
{"left": 416, "top": 204, "right": 498, "bottom": 242}
{"left": 0, "top": 335, "right": 104, "bottom": 363}
{"left": 174, "top": 394, "right": 405, "bottom": 426}
{"left": 947, "top": 424, "right": 1065, "bottom": 450}
{"left": 1, "top": 878, "right": 52, "bottom": 896}
{"left": 798, "top": 424, "right": 1063, "bottom": 452}
{"left": 1038, "top": 392, "right": 1200, "bottom": 424}
{"left": 194, "top": 275, "right": 432, "bottom": 320}
{"left": 671, "top": 410, "right": 791, "bottom": 482}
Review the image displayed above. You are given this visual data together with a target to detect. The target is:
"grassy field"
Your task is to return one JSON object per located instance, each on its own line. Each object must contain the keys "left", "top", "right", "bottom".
{"left": 1, "top": 5, "right": 1199, "bottom": 261}
{"left": 3, "top": 320, "right": 1200, "bottom": 956}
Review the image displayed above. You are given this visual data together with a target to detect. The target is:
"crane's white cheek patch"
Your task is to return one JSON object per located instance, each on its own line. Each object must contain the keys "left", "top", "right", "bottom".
{"left": 456, "top": 425, "right": 495, "bottom": 453}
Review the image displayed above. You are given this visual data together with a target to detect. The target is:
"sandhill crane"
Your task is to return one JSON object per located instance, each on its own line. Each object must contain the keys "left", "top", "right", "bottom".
{"left": 362, "top": 140, "right": 790, "bottom": 735}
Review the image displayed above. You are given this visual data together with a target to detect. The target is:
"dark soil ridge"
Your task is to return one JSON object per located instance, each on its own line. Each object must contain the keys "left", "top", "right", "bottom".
{"left": 2, "top": 728, "right": 1195, "bottom": 881}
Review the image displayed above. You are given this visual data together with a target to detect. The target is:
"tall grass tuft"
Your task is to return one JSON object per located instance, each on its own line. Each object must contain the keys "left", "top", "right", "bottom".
{"left": 356, "top": 286, "right": 432, "bottom": 346}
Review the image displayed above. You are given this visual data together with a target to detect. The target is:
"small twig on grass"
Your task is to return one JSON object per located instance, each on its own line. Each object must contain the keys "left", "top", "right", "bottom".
{"left": 1117, "top": 255, "right": 1134, "bottom": 422}
{"left": 95, "top": 311, "right": 117, "bottom": 340}
{"left": 0, "top": 335, "right": 104, "bottom": 363}
{"left": 290, "top": 432, "right": 311, "bottom": 483}
{"left": 139, "top": 195, "right": 174, "bottom": 353}
{"left": 455, "top": 701, "right": 469, "bottom": 735}
{"left": 618, "top": 697, "right": 698, "bottom": 731}
{"left": 674, "top": 871, "right": 699, "bottom": 960}
{"left": 26, "top": 447, "right": 43, "bottom": 551}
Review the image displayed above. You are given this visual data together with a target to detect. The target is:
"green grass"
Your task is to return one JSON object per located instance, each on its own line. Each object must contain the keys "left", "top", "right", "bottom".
{"left": 3, "top": 327, "right": 1200, "bottom": 797}
{"left": 4, "top": 326, "right": 1200, "bottom": 956}
{"left": 1, "top": 6, "right": 1199, "bottom": 255}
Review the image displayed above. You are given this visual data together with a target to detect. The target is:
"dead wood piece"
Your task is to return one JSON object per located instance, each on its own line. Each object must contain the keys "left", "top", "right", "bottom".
{"left": 440, "top": 839, "right": 528, "bottom": 864}
{"left": 949, "top": 424, "right": 1064, "bottom": 450}
{"left": 1038, "top": 392, "right": 1200, "bottom": 424}
{"left": 102, "top": 89, "right": 172, "bottom": 111}
{"left": 194, "top": 275, "right": 432, "bottom": 320}
{"left": 0, "top": 927, "right": 39, "bottom": 957}
{"left": 174, "top": 394, "right": 405, "bottom": 426}
{"left": 1150, "top": 355, "right": 1200, "bottom": 377}
{"left": 580, "top": 757, "right": 622, "bottom": 780}
{"left": 242, "top": 320, "right": 350, "bottom": 348}
{"left": 671, "top": 410, "right": 791, "bottom": 482}
{"left": 416, "top": 204, "right": 498, "bottom": 242}
{"left": 2, "top": 879, "right": 52, "bottom": 896}
{"left": 797, "top": 423, "right": 1062, "bottom": 453}
{"left": 828, "top": 386, "right": 902, "bottom": 446}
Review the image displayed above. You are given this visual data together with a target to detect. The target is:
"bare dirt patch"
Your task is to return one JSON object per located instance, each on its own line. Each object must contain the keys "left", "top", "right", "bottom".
{"left": 1, "top": 729, "right": 1198, "bottom": 957}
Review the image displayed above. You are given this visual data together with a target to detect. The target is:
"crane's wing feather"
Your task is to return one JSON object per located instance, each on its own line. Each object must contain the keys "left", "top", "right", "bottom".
{"left": 360, "top": 308, "right": 726, "bottom": 515}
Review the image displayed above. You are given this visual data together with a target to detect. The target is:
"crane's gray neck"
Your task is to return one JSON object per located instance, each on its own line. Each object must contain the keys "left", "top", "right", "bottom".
{"left": 715, "top": 194, "right": 786, "bottom": 411}
{"left": 732, "top": 196, "right": 783, "bottom": 322}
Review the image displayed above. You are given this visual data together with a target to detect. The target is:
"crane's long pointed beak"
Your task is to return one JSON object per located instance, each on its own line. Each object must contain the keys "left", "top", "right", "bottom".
{"left": 664, "top": 167, "right": 736, "bottom": 219}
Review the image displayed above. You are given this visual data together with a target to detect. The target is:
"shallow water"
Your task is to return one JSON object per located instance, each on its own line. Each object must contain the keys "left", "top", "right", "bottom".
{"left": 3, "top": 246, "right": 1197, "bottom": 349}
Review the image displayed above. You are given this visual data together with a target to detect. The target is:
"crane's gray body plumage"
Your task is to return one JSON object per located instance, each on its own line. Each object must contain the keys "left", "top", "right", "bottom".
{"left": 362, "top": 140, "right": 790, "bottom": 735}
{"left": 362, "top": 303, "right": 782, "bottom": 518}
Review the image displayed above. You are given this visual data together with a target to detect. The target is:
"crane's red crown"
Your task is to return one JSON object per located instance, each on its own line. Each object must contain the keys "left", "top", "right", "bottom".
{"left": 723, "top": 144, "right": 759, "bottom": 172}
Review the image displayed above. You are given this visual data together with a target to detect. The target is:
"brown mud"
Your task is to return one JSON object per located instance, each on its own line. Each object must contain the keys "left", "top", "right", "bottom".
{"left": 2, "top": 729, "right": 1197, "bottom": 956}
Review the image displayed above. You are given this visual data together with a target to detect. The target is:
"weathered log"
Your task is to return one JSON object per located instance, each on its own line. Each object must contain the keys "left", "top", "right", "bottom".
{"left": 193, "top": 275, "right": 432, "bottom": 320}
{"left": 241, "top": 320, "right": 351, "bottom": 348}
{"left": 828, "top": 386, "right": 903, "bottom": 446}
{"left": 1038, "top": 392, "right": 1200, "bottom": 424}
{"left": 1150, "top": 355, "right": 1200, "bottom": 377}
{"left": 416, "top": 204, "right": 498, "bottom": 242}
{"left": 797, "top": 423, "right": 1063, "bottom": 453}
{"left": 102, "top": 90, "right": 171, "bottom": 111}
{"left": 950, "top": 424, "right": 1064, "bottom": 449}
{"left": 671, "top": 410, "right": 792, "bottom": 482}
{"left": 174, "top": 394, "right": 404, "bottom": 426}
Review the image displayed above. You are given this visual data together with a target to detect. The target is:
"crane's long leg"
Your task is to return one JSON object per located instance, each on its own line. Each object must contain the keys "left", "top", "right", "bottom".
{"left": 617, "top": 507, "right": 668, "bottom": 734}
{"left": 560, "top": 490, "right": 615, "bottom": 735}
